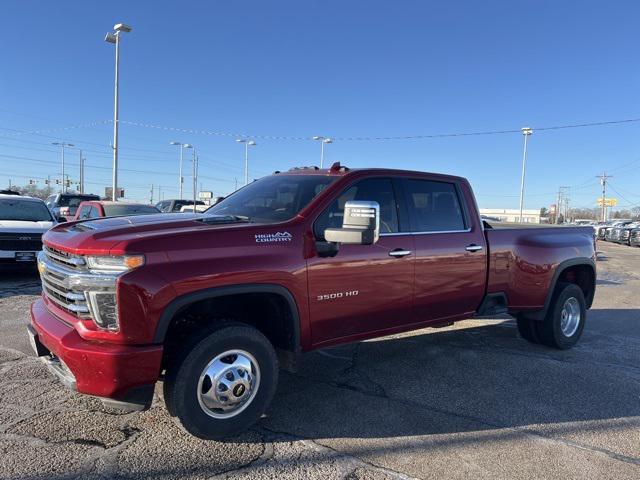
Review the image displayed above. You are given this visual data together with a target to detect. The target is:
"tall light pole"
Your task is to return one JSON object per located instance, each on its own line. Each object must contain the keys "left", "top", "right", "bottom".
{"left": 518, "top": 127, "right": 533, "bottom": 223}
{"left": 236, "top": 139, "right": 257, "bottom": 185}
{"left": 191, "top": 147, "right": 198, "bottom": 209}
{"left": 170, "top": 141, "right": 191, "bottom": 198}
{"left": 105, "top": 23, "right": 132, "bottom": 201}
{"left": 52, "top": 142, "right": 74, "bottom": 193}
{"left": 78, "top": 150, "right": 85, "bottom": 194}
{"left": 312, "top": 136, "right": 333, "bottom": 168}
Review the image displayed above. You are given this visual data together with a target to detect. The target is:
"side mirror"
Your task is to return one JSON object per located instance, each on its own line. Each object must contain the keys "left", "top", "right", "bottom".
{"left": 56, "top": 216, "right": 67, "bottom": 223}
{"left": 324, "top": 200, "right": 380, "bottom": 245}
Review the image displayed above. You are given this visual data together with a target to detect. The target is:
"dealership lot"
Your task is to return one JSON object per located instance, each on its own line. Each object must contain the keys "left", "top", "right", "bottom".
{"left": 0, "top": 241, "right": 638, "bottom": 480}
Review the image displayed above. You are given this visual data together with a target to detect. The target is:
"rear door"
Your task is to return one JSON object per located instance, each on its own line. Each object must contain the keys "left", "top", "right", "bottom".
{"left": 402, "top": 177, "right": 487, "bottom": 322}
{"left": 307, "top": 177, "right": 415, "bottom": 345}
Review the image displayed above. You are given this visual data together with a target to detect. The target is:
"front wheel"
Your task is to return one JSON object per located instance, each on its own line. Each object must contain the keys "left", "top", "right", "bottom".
{"left": 163, "top": 322, "right": 278, "bottom": 439}
{"left": 537, "top": 282, "right": 586, "bottom": 349}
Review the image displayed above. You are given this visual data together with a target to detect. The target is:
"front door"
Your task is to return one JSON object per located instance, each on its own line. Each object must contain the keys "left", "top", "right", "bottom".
{"left": 307, "top": 177, "right": 415, "bottom": 345}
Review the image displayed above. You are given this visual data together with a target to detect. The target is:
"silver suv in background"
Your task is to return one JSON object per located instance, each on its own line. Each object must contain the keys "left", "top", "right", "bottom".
{"left": 45, "top": 193, "right": 101, "bottom": 221}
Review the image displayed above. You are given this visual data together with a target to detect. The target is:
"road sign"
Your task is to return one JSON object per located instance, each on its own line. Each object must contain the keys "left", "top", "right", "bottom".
{"left": 199, "top": 191, "right": 213, "bottom": 199}
{"left": 596, "top": 198, "right": 617, "bottom": 207}
{"left": 105, "top": 187, "right": 125, "bottom": 198}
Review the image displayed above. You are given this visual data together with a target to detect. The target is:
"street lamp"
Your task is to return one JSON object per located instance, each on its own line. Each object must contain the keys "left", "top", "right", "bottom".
{"left": 170, "top": 141, "right": 191, "bottom": 198}
{"left": 312, "top": 136, "right": 332, "bottom": 168}
{"left": 78, "top": 150, "right": 85, "bottom": 194}
{"left": 518, "top": 127, "right": 533, "bottom": 223}
{"left": 188, "top": 146, "right": 198, "bottom": 209}
{"left": 236, "top": 139, "right": 257, "bottom": 185}
{"left": 51, "top": 142, "right": 74, "bottom": 193}
{"left": 105, "top": 22, "right": 132, "bottom": 201}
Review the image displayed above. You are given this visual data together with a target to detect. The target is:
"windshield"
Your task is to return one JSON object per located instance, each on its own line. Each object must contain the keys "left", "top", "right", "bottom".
{"left": 0, "top": 199, "right": 53, "bottom": 222}
{"left": 207, "top": 175, "right": 337, "bottom": 223}
{"left": 103, "top": 204, "right": 160, "bottom": 217}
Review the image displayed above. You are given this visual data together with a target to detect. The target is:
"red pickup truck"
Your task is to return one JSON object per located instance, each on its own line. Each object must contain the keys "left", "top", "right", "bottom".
{"left": 28, "top": 164, "right": 596, "bottom": 439}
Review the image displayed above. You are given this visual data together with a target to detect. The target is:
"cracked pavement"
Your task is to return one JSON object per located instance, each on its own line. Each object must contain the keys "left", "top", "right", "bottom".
{"left": 1, "top": 241, "right": 639, "bottom": 479}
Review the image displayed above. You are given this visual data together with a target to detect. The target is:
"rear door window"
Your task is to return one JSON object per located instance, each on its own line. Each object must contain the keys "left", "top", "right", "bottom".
{"left": 88, "top": 206, "right": 101, "bottom": 218}
{"left": 77, "top": 205, "right": 92, "bottom": 219}
{"left": 402, "top": 179, "right": 467, "bottom": 232}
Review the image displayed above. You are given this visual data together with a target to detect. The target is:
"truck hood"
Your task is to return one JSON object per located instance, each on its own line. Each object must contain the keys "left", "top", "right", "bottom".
{"left": 0, "top": 220, "right": 54, "bottom": 233}
{"left": 43, "top": 213, "right": 256, "bottom": 254}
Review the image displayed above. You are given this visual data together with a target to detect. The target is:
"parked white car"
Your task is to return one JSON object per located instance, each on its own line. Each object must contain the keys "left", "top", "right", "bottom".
{"left": 179, "top": 204, "right": 210, "bottom": 213}
{"left": 0, "top": 194, "right": 59, "bottom": 265}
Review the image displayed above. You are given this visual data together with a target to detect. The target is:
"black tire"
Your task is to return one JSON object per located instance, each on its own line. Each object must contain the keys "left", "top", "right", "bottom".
{"left": 537, "top": 282, "right": 586, "bottom": 350}
{"left": 163, "top": 322, "right": 278, "bottom": 440}
{"left": 516, "top": 314, "right": 541, "bottom": 344}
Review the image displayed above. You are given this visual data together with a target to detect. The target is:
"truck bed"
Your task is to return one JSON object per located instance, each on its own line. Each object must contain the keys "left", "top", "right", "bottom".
{"left": 484, "top": 225, "right": 596, "bottom": 312}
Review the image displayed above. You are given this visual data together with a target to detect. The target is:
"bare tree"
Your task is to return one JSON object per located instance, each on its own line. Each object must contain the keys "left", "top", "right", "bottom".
{"left": 14, "top": 184, "right": 54, "bottom": 200}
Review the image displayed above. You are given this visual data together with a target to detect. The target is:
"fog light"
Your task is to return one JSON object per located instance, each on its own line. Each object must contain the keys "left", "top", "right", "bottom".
{"left": 87, "top": 291, "right": 119, "bottom": 330}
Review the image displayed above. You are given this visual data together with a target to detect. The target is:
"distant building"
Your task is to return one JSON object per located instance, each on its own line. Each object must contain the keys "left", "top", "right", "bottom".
{"left": 479, "top": 208, "right": 541, "bottom": 223}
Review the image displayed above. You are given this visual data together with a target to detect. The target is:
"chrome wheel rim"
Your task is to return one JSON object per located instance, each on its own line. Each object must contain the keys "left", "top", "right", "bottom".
{"left": 560, "top": 297, "right": 581, "bottom": 337}
{"left": 197, "top": 349, "right": 260, "bottom": 419}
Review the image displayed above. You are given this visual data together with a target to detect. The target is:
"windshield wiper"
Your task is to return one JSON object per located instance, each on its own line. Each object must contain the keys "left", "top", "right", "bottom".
{"left": 198, "top": 214, "right": 252, "bottom": 224}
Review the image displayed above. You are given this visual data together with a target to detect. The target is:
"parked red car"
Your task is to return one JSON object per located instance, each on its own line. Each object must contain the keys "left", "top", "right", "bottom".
{"left": 29, "top": 163, "right": 596, "bottom": 439}
{"left": 73, "top": 201, "right": 160, "bottom": 220}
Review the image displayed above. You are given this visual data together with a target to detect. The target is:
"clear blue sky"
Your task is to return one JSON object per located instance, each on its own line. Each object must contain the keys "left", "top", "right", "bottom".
{"left": 1, "top": 0, "right": 639, "bottom": 210}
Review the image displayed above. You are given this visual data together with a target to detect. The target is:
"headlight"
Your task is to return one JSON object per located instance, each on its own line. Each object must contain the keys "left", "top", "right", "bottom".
{"left": 85, "top": 255, "right": 145, "bottom": 273}
{"left": 87, "top": 291, "right": 119, "bottom": 330}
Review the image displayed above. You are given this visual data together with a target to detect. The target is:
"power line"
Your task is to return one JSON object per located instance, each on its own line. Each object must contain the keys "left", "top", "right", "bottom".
{"left": 0, "top": 120, "right": 111, "bottom": 138}
{"left": 607, "top": 181, "right": 640, "bottom": 209}
{"left": 119, "top": 116, "right": 640, "bottom": 142}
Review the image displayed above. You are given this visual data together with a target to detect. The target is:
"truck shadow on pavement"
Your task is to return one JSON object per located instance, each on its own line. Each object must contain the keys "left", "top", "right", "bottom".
{"left": 2, "top": 309, "right": 639, "bottom": 479}
{"left": 261, "top": 313, "right": 640, "bottom": 446}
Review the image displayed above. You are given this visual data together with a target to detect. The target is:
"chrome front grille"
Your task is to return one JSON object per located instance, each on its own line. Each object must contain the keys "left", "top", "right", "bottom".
{"left": 0, "top": 233, "right": 43, "bottom": 251}
{"left": 44, "top": 245, "right": 86, "bottom": 270}
{"left": 38, "top": 249, "right": 121, "bottom": 328}
{"left": 40, "top": 264, "right": 91, "bottom": 319}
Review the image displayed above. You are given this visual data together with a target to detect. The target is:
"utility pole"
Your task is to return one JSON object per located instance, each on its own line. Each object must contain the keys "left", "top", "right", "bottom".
{"left": 556, "top": 186, "right": 570, "bottom": 224}
{"left": 597, "top": 172, "right": 613, "bottom": 222}
{"left": 561, "top": 186, "right": 570, "bottom": 222}
{"left": 150, "top": 184, "right": 154, "bottom": 204}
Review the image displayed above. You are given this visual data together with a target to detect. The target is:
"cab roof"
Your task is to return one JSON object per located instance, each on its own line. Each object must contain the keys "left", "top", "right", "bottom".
{"left": 273, "top": 162, "right": 466, "bottom": 183}
{"left": 0, "top": 194, "right": 45, "bottom": 203}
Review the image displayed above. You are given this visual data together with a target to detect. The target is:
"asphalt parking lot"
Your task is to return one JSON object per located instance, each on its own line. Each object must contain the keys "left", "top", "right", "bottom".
{"left": 1, "top": 241, "right": 639, "bottom": 480}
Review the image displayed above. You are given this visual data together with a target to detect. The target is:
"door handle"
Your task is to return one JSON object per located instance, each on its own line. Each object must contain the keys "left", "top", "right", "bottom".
{"left": 465, "top": 244, "right": 483, "bottom": 252}
{"left": 389, "top": 249, "right": 412, "bottom": 257}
